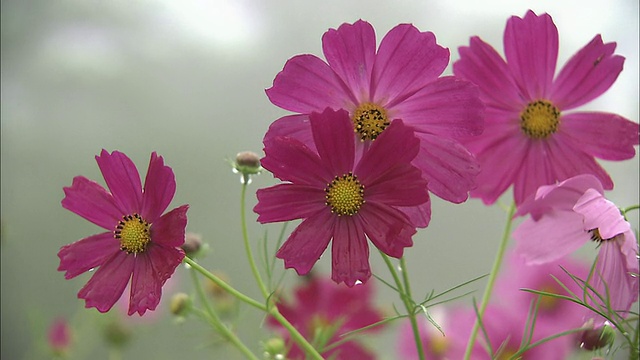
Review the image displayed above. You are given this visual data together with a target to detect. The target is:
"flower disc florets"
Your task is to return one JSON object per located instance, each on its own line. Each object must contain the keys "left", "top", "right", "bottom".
{"left": 115, "top": 214, "right": 150, "bottom": 254}
{"left": 520, "top": 100, "right": 560, "bottom": 139}
{"left": 324, "top": 172, "right": 365, "bottom": 216}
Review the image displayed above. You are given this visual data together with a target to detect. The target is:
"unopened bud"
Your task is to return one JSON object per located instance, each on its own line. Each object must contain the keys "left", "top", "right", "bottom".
{"left": 48, "top": 317, "right": 72, "bottom": 355}
{"left": 579, "top": 325, "right": 615, "bottom": 351}
{"left": 263, "top": 337, "right": 286, "bottom": 359}
{"left": 181, "top": 232, "right": 203, "bottom": 257}
{"left": 170, "top": 292, "right": 191, "bottom": 317}
{"left": 103, "top": 320, "right": 131, "bottom": 348}
{"left": 232, "top": 151, "right": 262, "bottom": 184}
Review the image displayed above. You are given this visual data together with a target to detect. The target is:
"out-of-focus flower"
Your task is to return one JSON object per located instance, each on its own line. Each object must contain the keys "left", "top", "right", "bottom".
{"left": 254, "top": 108, "right": 429, "bottom": 286}
{"left": 396, "top": 307, "right": 451, "bottom": 360}
{"left": 266, "top": 19, "right": 484, "bottom": 227}
{"left": 58, "top": 150, "right": 189, "bottom": 315}
{"left": 513, "top": 174, "right": 639, "bottom": 322}
{"left": 268, "top": 276, "right": 384, "bottom": 359}
{"left": 181, "top": 232, "right": 203, "bottom": 257}
{"left": 454, "top": 10, "right": 639, "bottom": 205}
{"left": 577, "top": 324, "right": 615, "bottom": 351}
{"left": 48, "top": 317, "right": 72, "bottom": 355}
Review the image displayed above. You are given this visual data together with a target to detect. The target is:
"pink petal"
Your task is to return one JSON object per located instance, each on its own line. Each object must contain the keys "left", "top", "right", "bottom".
{"left": 141, "top": 152, "right": 176, "bottom": 222}
{"left": 61, "top": 176, "right": 123, "bottom": 230}
{"left": 573, "top": 189, "right": 630, "bottom": 238}
{"left": 263, "top": 114, "right": 315, "bottom": 152}
{"left": 255, "top": 184, "right": 326, "bottom": 223}
{"left": 276, "top": 210, "right": 335, "bottom": 275}
{"left": 559, "top": 112, "right": 639, "bottom": 160}
{"left": 331, "top": 218, "right": 371, "bottom": 286}
{"left": 551, "top": 35, "right": 624, "bottom": 110}
{"left": 326, "top": 341, "right": 375, "bottom": 360}
{"left": 364, "top": 163, "right": 428, "bottom": 207}
{"left": 358, "top": 202, "right": 415, "bottom": 258}
{"left": 504, "top": 11, "right": 558, "bottom": 99}
{"left": 95, "top": 150, "right": 143, "bottom": 215}
{"left": 619, "top": 230, "right": 640, "bottom": 282}
{"left": 372, "top": 24, "right": 449, "bottom": 106}
{"left": 412, "top": 134, "right": 480, "bottom": 203}
{"left": 397, "top": 200, "right": 431, "bottom": 229}
{"left": 394, "top": 76, "right": 484, "bottom": 138}
{"left": 128, "top": 244, "right": 184, "bottom": 316}
{"left": 322, "top": 20, "right": 376, "bottom": 104}
{"left": 77, "top": 251, "right": 134, "bottom": 313}
{"left": 512, "top": 140, "right": 559, "bottom": 206}
{"left": 150, "top": 204, "right": 189, "bottom": 247}
{"left": 310, "top": 108, "right": 355, "bottom": 176}
{"left": 261, "top": 136, "right": 332, "bottom": 187}
{"left": 453, "top": 36, "right": 523, "bottom": 111}
{"left": 265, "top": 54, "right": 355, "bottom": 113}
{"left": 58, "top": 232, "right": 121, "bottom": 279}
{"left": 513, "top": 210, "right": 588, "bottom": 265}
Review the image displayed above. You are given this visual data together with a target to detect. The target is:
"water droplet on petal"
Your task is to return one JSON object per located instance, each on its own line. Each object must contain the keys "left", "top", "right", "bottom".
{"left": 355, "top": 280, "right": 363, "bottom": 285}
{"left": 88, "top": 268, "right": 95, "bottom": 272}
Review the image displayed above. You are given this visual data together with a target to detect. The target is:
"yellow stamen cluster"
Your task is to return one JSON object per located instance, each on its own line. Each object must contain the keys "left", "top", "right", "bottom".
{"left": 325, "top": 172, "right": 365, "bottom": 216}
{"left": 115, "top": 213, "right": 150, "bottom": 254}
{"left": 352, "top": 102, "right": 390, "bottom": 141}
{"left": 520, "top": 100, "right": 560, "bottom": 139}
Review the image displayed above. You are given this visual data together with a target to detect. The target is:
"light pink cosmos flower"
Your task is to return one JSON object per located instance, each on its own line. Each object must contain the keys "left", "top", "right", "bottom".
{"left": 396, "top": 307, "right": 453, "bottom": 360}
{"left": 254, "top": 108, "right": 429, "bottom": 286}
{"left": 268, "top": 276, "right": 384, "bottom": 360}
{"left": 453, "top": 10, "right": 639, "bottom": 205}
{"left": 513, "top": 174, "right": 639, "bottom": 321}
{"left": 265, "top": 20, "right": 484, "bottom": 227}
{"left": 58, "top": 150, "right": 189, "bottom": 316}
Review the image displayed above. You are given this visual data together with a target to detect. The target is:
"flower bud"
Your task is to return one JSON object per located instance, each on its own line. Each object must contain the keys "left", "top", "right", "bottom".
{"left": 48, "top": 317, "right": 72, "bottom": 355}
{"left": 205, "top": 272, "right": 237, "bottom": 315}
{"left": 262, "top": 337, "right": 286, "bottom": 360}
{"left": 103, "top": 320, "right": 131, "bottom": 348}
{"left": 181, "top": 232, "right": 203, "bottom": 257}
{"left": 579, "top": 325, "right": 615, "bottom": 351}
{"left": 231, "top": 151, "right": 262, "bottom": 184}
{"left": 169, "top": 292, "right": 191, "bottom": 317}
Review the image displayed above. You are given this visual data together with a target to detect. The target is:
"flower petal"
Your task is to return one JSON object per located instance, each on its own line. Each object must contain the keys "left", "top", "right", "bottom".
{"left": 255, "top": 184, "right": 326, "bottom": 223}
{"left": 128, "top": 244, "right": 184, "bottom": 316}
{"left": 276, "top": 209, "right": 335, "bottom": 275}
{"left": 364, "top": 163, "right": 428, "bottom": 207}
{"left": 504, "top": 11, "right": 558, "bottom": 99}
{"left": 310, "top": 108, "right": 355, "bottom": 176}
{"left": 141, "top": 152, "right": 176, "bottom": 222}
{"left": 77, "top": 251, "right": 134, "bottom": 313}
{"left": 559, "top": 112, "right": 639, "bottom": 160}
{"left": 573, "top": 189, "right": 630, "bottom": 238}
{"left": 261, "top": 136, "right": 332, "bottom": 187}
{"left": 358, "top": 202, "right": 415, "bottom": 258}
{"left": 266, "top": 54, "right": 354, "bottom": 113}
{"left": 373, "top": 24, "right": 449, "bottom": 106}
{"left": 263, "top": 114, "right": 315, "bottom": 152}
{"left": 61, "top": 176, "right": 123, "bottom": 229}
{"left": 512, "top": 140, "right": 559, "bottom": 206}
{"left": 95, "top": 150, "right": 143, "bottom": 215}
{"left": 551, "top": 35, "right": 624, "bottom": 110}
{"left": 397, "top": 201, "right": 431, "bottom": 229}
{"left": 322, "top": 20, "right": 376, "bottom": 104}
{"left": 58, "top": 232, "right": 121, "bottom": 279}
{"left": 331, "top": 217, "right": 371, "bottom": 286}
{"left": 150, "top": 204, "right": 189, "bottom": 247}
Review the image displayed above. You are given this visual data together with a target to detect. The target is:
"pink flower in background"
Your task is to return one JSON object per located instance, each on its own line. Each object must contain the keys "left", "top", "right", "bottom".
{"left": 453, "top": 10, "right": 639, "bottom": 205}
{"left": 396, "top": 307, "right": 453, "bottom": 360}
{"left": 48, "top": 317, "right": 72, "bottom": 354}
{"left": 254, "top": 108, "right": 429, "bottom": 286}
{"left": 266, "top": 19, "right": 484, "bottom": 227}
{"left": 58, "top": 150, "right": 189, "bottom": 316}
{"left": 268, "top": 276, "right": 384, "bottom": 359}
{"left": 513, "top": 174, "right": 639, "bottom": 321}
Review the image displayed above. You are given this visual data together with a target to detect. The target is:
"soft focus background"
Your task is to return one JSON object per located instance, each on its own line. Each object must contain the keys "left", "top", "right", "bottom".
{"left": 1, "top": 0, "right": 638, "bottom": 359}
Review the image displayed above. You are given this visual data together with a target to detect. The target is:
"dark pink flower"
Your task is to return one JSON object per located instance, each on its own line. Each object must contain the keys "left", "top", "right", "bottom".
{"left": 48, "top": 317, "right": 72, "bottom": 354}
{"left": 254, "top": 108, "right": 429, "bottom": 286}
{"left": 58, "top": 150, "right": 188, "bottom": 316}
{"left": 453, "top": 10, "right": 639, "bottom": 205}
{"left": 265, "top": 19, "right": 484, "bottom": 227}
{"left": 268, "top": 276, "right": 384, "bottom": 359}
{"left": 513, "top": 174, "right": 639, "bottom": 322}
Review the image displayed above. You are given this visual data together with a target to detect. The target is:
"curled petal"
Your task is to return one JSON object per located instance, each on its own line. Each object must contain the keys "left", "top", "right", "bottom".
{"left": 573, "top": 189, "right": 630, "bottom": 238}
{"left": 62, "top": 176, "right": 122, "bottom": 230}
{"left": 141, "top": 152, "right": 176, "bottom": 222}
{"left": 261, "top": 136, "right": 332, "bottom": 187}
{"left": 77, "top": 251, "right": 134, "bottom": 313}
{"left": 263, "top": 114, "right": 315, "bottom": 152}
{"left": 95, "top": 150, "right": 142, "bottom": 215}
{"left": 58, "top": 232, "right": 120, "bottom": 279}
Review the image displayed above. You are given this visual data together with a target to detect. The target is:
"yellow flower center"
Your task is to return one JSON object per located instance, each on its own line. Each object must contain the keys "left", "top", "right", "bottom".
{"left": 498, "top": 348, "right": 520, "bottom": 360}
{"left": 325, "top": 172, "right": 365, "bottom": 216}
{"left": 520, "top": 100, "right": 560, "bottom": 139}
{"left": 352, "top": 102, "right": 390, "bottom": 141}
{"left": 538, "top": 284, "right": 561, "bottom": 311}
{"left": 590, "top": 228, "right": 614, "bottom": 242}
{"left": 430, "top": 335, "right": 449, "bottom": 356}
{"left": 115, "top": 214, "right": 150, "bottom": 254}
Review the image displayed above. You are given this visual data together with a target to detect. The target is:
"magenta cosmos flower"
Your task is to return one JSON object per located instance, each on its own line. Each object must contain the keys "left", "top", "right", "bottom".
{"left": 58, "top": 150, "right": 189, "bottom": 316}
{"left": 453, "top": 10, "right": 640, "bottom": 205}
{"left": 48, "top": 317, "right": 72, "bottom": 355}
{"left": 265, "top": 19, "right": 484, "bottom": 227}
{"left": 268, "top": 276, "right": 384, "bottom": 359}
{"left": 254, "top": 108, "right": 429, "bottom": 286}
{"left": 513, "top": 174, "right": 639, "bottom": 321}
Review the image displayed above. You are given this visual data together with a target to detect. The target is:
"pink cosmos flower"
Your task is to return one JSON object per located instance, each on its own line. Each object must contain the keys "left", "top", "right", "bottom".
{"left": 513, "top": 174, "right": 639, "bottom": 321}
{"left": 48, "top": 317, "right": 72, "bottom": 354}
{"left": 254, "top": 108, "right": 429, "bottom": 286}
{"left": 268, "top": 276, "right": 384, "bottom": 359}
{"left": 58, "top": 150, "right": 189, "bottom": 316}
{"left": 396, "top": 307, "right": 453, "bottom": 360}
{"left": 265, "top": 19, "right": 484, "bottom": 227}
{"left": 453, "top": 10, "right": 639, "bottom": 205}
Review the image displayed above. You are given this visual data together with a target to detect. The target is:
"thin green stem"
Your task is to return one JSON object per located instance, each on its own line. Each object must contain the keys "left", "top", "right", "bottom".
{"left": 622, "top": 204, "right": 639, "bottom": 215}
{"left": 463, "top": 202, "right": 517, "bottom": 360}
{"left": 269, "top": 303, "right": 325, "bottom": 360}
{"left": 240, "top": 179, "right": 270, "bottom": 298}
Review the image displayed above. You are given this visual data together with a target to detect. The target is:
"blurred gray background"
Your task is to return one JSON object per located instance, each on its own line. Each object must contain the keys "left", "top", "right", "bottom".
{"left": 2, "top": 0, "right": 638, "bottom": 359}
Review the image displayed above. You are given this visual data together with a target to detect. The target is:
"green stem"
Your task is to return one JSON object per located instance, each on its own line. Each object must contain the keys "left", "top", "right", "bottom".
{"left": 269, "top": 304, "right": 325, "bottom": 360}
{"left": 463, "top": 202, "right": 516, "bottom": 360}
{"left": 622, "top": 204, "right": 639, "bottom": 215}
{"left": 240, "top": 178, "right": 270, "bottom": 298}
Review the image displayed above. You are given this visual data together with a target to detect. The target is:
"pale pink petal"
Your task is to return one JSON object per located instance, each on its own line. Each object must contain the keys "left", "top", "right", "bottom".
{"left": 263, "top": 114, "right": 315, "bottom": 152}
{"left": 261, "top": 136, "right": 333, "bottom": 187}
{"left": 266, "top": 54, "right": 355, "bottom": 113}
{"left": 394, "top": 76, "right": 484, "bottom": 138}
{"left": 61, "top": 176, "right": 123, "bottom": 229}
{"left": 372, "top": 24, "right": 449, "bottom": 106}
{"left": 150, "top": 205, "right": 188, "bottom": 247}
{"left": 95, "top": 150, "right": 142, "bottom": 215}
{"left": 77, "top": 251, "right": 134, "bottom": 313}
{"left": 364, "top": 163, "right": 428, "bottom": 207}
{"left": 358, "top": 202, "right": 414, "bottom": 258}
{"left": 276, "top": 210, "right": 335, "bottom": 275}
{"left": 619, "top": 230, "right": 640, "bottom": 281}
{"left": 513, "top": 209, "right": 588, "bottom": 264}
{"left": 58, "top": 232, "right": 121, "bottom": 279}
{"left": 128, "top": 244, "right": 184, "bottom": 316}
{"left": 310, "top": 108, "right": 354, "bottom": 176}
{"left": 559, "top": 112, "right": 639, "bottom": 160}
{"left": 322, "top": 20, "right": 376, "bottom": 104}
{"left": 141, "top": 152, "right": 176, "bottom": 222}
{"left": 331, "top": 218, "right": 371, "bottom": 286}
{"left": 573, "top": 189, "right": 630, "bottom": 238}
{"left": 551, "top": 35, "right": 624, "bottom": 110}
{"left": 255, "top": 184, "right": 326, "bottom": 223}
{"left": 504, "top": 11, "right": 558, "bottom": 99}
